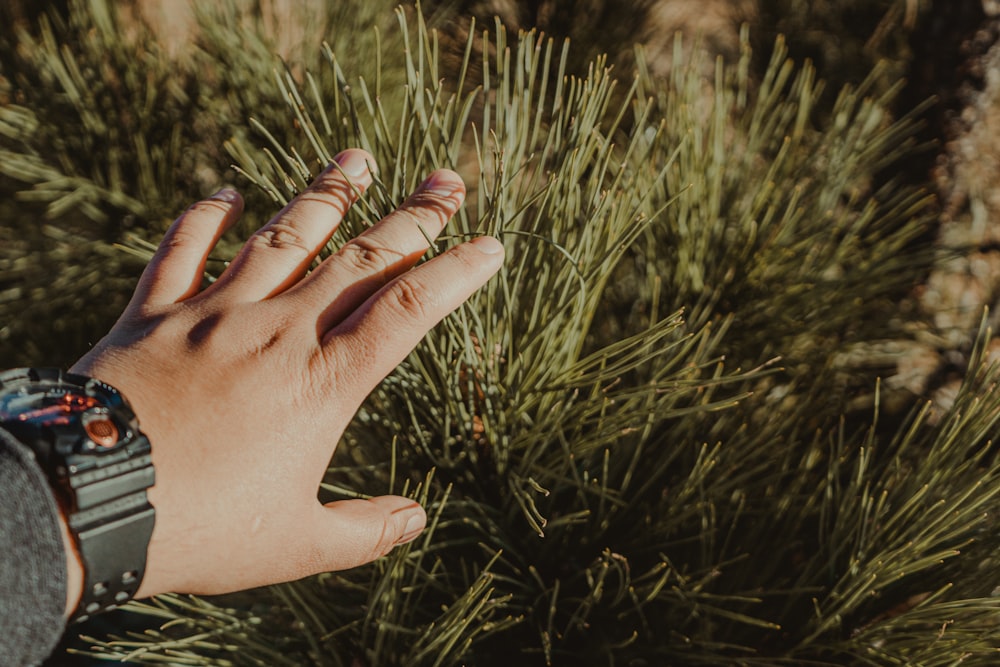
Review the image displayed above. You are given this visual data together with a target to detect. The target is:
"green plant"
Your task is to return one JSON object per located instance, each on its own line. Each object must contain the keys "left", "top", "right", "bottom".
{"left": 5, "top": 1, "right": 1000, "bottom": 665}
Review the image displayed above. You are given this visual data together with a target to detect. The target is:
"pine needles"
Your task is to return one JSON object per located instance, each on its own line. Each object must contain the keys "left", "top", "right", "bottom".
{"left": 5, "top": 1, "right": 1000, "bottom": 665}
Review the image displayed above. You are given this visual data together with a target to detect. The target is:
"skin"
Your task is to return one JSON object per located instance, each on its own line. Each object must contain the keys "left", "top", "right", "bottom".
{"left": 57, "top": 149, "right": 504, "bottom": 615}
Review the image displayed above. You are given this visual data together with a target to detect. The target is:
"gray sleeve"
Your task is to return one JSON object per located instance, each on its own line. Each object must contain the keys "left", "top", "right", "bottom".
{"left": 0, "top": 428, "right": 67, "bottom": 667}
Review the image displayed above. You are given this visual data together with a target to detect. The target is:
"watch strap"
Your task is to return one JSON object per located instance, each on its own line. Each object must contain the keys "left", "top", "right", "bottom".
{"left": 67, "top": 433, "right": 155, "bottom": 622}
{"left": 70, "top": 497, "right": 155, "bottom": 622}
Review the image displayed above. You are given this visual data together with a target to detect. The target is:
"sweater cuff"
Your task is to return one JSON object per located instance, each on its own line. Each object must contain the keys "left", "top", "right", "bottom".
{"left": 0, "top": 428, "right": 67, "bottom": 666}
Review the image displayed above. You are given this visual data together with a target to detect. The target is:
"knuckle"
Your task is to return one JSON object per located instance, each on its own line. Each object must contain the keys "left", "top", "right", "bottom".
{"left": 162, "top": 224, "right": 202, "bottom": 251}
{"left": 385, "top": 276, "right": 430, "bottom": 320}
{"left": 250, "top": 221, "right": 311, "bottom": 254}
{"left": 339, "top": 236, "right": 396, "bottom": 276}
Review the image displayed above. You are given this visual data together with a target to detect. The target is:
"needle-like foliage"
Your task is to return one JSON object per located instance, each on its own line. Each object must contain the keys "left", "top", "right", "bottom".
{"left": 4, "top": 1, "right": 1000, "bottom": 665}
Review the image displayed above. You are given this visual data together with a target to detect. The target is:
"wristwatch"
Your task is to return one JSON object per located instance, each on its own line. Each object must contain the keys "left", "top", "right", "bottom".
{"left": 0, "top": 368, "right": 155, "bottom": 622}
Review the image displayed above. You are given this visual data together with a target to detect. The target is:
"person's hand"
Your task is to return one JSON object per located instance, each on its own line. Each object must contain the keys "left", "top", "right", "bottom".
{"left": 65, "top": 149, "right": 504, "bottom": 607}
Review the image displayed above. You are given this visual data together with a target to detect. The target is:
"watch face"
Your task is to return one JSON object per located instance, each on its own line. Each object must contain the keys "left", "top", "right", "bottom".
{"left": 0, "top": 369, "right": 136, "bottom": 465}
{"left": 0, "top": 385, "right": 119, "bottom": 444}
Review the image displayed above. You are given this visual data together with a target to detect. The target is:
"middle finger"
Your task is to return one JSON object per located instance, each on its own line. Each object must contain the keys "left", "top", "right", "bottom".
{"left": 211, "top": 149, "right": 376, "bottom": 302}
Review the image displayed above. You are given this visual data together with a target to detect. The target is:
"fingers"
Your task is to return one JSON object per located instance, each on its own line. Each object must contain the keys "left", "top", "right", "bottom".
{"left": 213, "top": 149, "right": 375, "bottom": 301}
{"left": 327, "top": 235, "right": 504, "bottom": 395}
{"left": 300, "top": 169, "right": 466, "bottom": 331}
{"left": 309, "top": 496, "right": 426, "bottom": 571}
{"left": 128, "top": 189, "right": 243, "bottom": 310}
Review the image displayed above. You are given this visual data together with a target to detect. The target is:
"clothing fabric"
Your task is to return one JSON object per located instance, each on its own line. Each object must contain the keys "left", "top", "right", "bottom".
{"left": 0, "top": 428, "right": 67, "bottom": 666}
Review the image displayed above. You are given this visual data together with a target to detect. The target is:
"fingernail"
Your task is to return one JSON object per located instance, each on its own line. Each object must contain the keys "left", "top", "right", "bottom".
{"left": 470, "top": 235, "right": 504, "bottom": 255}
{"left": 210, "top": 187, "right": 239, "bottom": 203}
{"left": 332, "top": 150, "right": 374, "bottom": 178}
{"left": 396, "top": 510, "right": 427, "bottom": 545}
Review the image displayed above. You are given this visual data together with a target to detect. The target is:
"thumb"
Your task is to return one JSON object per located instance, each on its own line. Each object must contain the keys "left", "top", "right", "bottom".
{"left": 312, "top": 495, "right": 427, "bottom": 572}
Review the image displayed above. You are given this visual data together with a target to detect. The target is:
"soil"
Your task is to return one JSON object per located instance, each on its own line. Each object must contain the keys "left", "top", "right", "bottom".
{"left": 904, "top": 1, "right": 1000, "bottom": 410}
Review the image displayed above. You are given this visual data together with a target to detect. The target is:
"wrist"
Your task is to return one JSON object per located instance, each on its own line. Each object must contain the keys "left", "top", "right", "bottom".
{"left": 57, "top": 506, "right": 85, "bottom": 618}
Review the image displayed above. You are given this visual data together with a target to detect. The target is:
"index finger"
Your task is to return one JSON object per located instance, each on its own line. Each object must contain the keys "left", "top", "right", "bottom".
{"left": 126, "top": 188, "right": 244, "bottom": 312}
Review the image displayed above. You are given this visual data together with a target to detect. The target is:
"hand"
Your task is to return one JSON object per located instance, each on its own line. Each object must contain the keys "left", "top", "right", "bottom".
{"left": 64, "top": 149, "right": 504, "bottom": 608}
